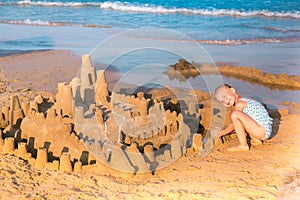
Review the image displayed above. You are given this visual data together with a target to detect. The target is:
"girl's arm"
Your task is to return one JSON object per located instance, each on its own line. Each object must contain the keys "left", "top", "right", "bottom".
{"left": 219, "top": 123, "right": 234, "bottom": 136}
{"left": 218, "top": 99, "right": 247, "bottom": 136}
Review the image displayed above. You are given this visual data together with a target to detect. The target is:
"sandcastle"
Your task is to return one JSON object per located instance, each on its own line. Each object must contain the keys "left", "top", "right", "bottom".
{"left": 0, "top": 73, "right": 93, "bottom": 172}
{"left": 72, "top": 54, "right": 210, "bottom": 173}
{"left": 0, "top": 54, "right": 240, "bottom": 173}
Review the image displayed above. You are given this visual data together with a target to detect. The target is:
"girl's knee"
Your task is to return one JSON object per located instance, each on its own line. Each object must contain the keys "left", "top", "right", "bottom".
{"left": 230, "top": 110, "right": 241, "bottom": 120}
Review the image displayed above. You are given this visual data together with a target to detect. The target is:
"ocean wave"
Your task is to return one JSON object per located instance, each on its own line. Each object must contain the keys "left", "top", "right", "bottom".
{"left": 121, "top": 34, "right": 300, "bottom": 45}
{"left": 99, "top": 2, "right": 300, "bottom": 19}
{"left": 1, "top": 1, "right": 299, "bottom": 19}
{"left": 14, "top": 0, "right": 100, "bottom": 7}
{"left": 1, "top": 0, "right": 100, "bottom": 7}
{"left": 242, "top": 24, "right": 300, "bottom": 33}
{"left": 195, "top": 38, "right": 300, "bottom": 45}
{"left": 2, "top": 19, "right": 299, "bottom": 45}
{"left": 0, "top": 19, "right": 110, "bottom": 28}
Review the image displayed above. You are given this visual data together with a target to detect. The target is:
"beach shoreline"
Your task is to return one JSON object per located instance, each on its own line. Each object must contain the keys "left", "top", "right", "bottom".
{"left": 1, "top": 48, "right": 299, "bottom": 105}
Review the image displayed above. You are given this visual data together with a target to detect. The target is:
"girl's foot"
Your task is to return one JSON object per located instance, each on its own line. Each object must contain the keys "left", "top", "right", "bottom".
{"left": 228, "top": 145, "right": 249, "bottom": 152}
{"left": 251, "top": 138, "right": 263, "bottom": 146}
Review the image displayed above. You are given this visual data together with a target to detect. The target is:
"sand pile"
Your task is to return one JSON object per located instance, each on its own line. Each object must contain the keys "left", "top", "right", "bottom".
{"left": 166, "top": 59, "right": 300, "bottom": 90}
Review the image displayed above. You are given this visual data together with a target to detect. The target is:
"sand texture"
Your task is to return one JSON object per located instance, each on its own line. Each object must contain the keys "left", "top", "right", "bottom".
{"left": 0, "top": 50, "right": 300, "bottom": 199}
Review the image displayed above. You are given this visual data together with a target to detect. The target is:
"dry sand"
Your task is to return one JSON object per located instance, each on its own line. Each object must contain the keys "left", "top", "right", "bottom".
{"left": 0, "top": 50, "right": 300, "bottom": 199}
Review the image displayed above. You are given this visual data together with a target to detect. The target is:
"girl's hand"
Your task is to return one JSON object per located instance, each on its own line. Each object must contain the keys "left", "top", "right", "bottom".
{"left": 211, "top": 127, "right": 223, "bottom": 138}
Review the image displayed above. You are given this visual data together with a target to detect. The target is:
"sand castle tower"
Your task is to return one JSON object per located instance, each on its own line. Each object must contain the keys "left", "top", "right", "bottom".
{"left": 80, "top": 54, "right": 96, "bottom": 105}
{"left": 56, "top": 82, "right": 73, "bottom": 117}
{"left": 59, "top": 152, "right": 72, "bottom": 172}
{"left": 21, "top": 102, "right": 30, "bottom": 117}
{"left": 137, "top": 93, "right": 148, "bottom": 116}
{"left": 0, "top": 106, "right": 9, "bottom": 129}
{"left": 74, "top": 161, "right": 82, "bottom": 173}
{"left": 9, "top": 95, "right": 25, "bottom": 128}
{"left": 3, "top": 137, "right": 15, "bottom": 154}
{"left": 95, "top": 70, "right": 109, "bottom": 106}
{"left": 16, "top": 142, "right": 27, "bottom": 160}
{"left": 35, "top": 147, "right": 48, "bottom": 170}
{"left": 1, "top": 106, "right": 9, "bottom": 123}
{"left": 144, "top": 144, "right": 155, "bottom": 163}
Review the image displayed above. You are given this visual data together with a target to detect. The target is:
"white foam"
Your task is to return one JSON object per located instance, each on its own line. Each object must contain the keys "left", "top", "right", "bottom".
{"left": 23, "top": 19, "right": 51, "bottom": 25}
{"left": 100, "top": 3, "right": 300, "bottom": 19}
{"left": 1, "top": 1, "right": 299, "bottom": 19}
{"left": 14, "top": 0, "right": 100, "bottom": 7}
{"left": 1, "top": 19, "right": 51, "bottom": 26}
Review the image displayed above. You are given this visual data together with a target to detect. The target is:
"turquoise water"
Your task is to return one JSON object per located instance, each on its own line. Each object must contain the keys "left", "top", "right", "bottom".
{"left": 0, "top": 0, "right": 299, "bottom": 72}
{"left": 0, "top": 0, "right": 299, "bottom": 42}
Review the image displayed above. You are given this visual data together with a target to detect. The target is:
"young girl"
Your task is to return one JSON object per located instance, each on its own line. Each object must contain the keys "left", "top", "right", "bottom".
{"left": 214, "top": 84, "right": 273, "bottom": 151}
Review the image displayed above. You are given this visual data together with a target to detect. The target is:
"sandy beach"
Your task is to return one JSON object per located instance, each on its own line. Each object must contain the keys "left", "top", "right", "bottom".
{"left": 0, "top": 49, "right": 299, "bottom": 199}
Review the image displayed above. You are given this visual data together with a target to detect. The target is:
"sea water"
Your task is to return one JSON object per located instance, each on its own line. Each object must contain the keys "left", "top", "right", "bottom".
{"left": 0, "top": 0, "right": 299, "bottom": 104}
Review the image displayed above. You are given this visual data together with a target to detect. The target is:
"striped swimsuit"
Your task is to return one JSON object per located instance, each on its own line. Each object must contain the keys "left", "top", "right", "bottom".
{"left": 240, "top": 97, "right": 273, "bottom": 140}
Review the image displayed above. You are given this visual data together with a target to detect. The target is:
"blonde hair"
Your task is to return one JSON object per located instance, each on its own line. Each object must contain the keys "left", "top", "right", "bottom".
{"left": 214, "top": 84, "right": 232, "bottom": 95}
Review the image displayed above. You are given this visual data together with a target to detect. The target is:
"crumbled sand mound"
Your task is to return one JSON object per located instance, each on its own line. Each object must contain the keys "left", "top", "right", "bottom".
{"left": 165, "top": 59, "right": 300, "bottom": 90}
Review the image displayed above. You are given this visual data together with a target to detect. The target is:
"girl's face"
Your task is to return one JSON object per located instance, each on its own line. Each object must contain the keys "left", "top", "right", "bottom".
{"left": 215, "top": 87, "right": 237, "bottom": 107}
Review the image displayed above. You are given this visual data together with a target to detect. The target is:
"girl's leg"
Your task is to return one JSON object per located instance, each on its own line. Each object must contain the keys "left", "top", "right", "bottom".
{"left": 229, "top": 110, "right": 265, "bottom": 151}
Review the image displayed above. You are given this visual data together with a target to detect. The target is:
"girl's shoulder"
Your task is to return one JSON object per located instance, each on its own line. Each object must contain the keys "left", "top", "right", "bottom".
{"left": 235, "top": 98, "right": 248, "bottom": 110}
{"left": 240, "top": 97, "right": 259, "bottom": 103}
{"left": 240, "top": 97, "right": 265, "bottom": 109}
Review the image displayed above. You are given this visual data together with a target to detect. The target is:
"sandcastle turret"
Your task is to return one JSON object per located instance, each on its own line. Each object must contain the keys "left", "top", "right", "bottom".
{"left": 192, "top": 134, "right": 202, "bottom": 152}
{"left": 16, "top": 142, "right": 27, "bottom": 160}
{"left": 144, "top": 144, "right": 155, "bottom": 163}
{"left": 59, "top": 152, "right": 72, "bottom": 172}
{"left": 136, "top": 92, "right": 148, "bottom": 116}
{"left": 56, "top": 82, "right": 73, "bottom": 117}
{"left": 74, "top": 161, "right": 82, "bottom": 173}
{"left": 3, "top": 137, "right": 15, "bottom": 154}
{"left": 138, "top": 98, "right": 148, "bottom": 116}
{"left": 80, "top": 54, "right": 96, "bottom": 104}
{"left": 35, "top": 147, "right": 48, "bottom": 170}
{"left": 9, "top": 95, "right": 25, "bottom": 128}
{"left": 0, "top": 106, "right": 9, "bottom": 128}
{"left": 95, "top": 70, "right": 109, "bottom": 105}
{"left": 21, "top": 102, "right": 30, "bottom": 117}
{"left": 2, "top": 106, "right": 9, "bottom": 122}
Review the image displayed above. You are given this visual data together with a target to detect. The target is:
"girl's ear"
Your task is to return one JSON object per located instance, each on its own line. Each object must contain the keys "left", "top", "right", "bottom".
{"left": 230, "top": 87, "right": 236, "bottom": 93}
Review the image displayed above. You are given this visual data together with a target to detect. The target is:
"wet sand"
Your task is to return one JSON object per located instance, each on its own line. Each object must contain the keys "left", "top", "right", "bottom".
{"left": 0, "top": 50, "right": 80, "bottom": 106}
{"left": 0, "top": 50, "right": 300, "bottom": 199}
